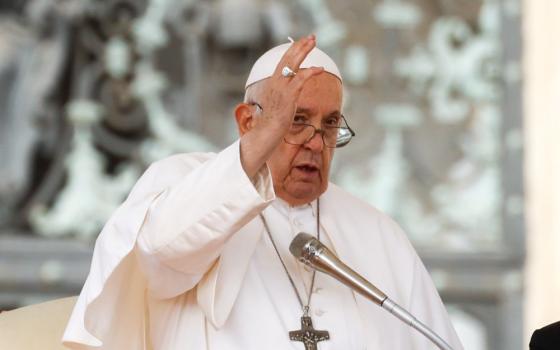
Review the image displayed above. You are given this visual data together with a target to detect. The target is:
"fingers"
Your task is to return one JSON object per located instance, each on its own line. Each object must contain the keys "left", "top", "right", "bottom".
{"left": 289, "top": 35, "right": 317, "bottom": 71}
{"left": 273, "top": 35, "right": 316, "bottom": 77}
{"left": 253, "top": 36, "right": 324, "bottom": 133}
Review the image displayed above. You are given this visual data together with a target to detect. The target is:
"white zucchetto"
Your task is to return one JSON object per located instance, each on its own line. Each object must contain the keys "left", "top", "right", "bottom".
{"left": 245, "top": 42, "right": 343, "bottom": 89}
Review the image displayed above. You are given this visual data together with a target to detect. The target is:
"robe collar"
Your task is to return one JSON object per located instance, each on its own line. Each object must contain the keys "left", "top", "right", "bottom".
{"left": 270, "top": 197, "right": 318, "bottom": 218}
{"left": 198, "top": 187, "right": 359, "bottom": 329}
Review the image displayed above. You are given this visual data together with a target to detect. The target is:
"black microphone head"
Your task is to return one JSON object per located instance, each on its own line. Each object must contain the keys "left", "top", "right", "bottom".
{"left": 289, "top": 232, "right": 316, "bottom": 260}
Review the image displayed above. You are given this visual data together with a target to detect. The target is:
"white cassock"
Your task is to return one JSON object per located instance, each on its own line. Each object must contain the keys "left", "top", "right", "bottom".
{"left": 62, "top": 140, "right": 464, "bottom": 350}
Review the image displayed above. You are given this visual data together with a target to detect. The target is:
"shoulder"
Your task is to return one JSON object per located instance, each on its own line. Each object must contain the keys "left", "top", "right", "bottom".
{"left": 148, "top": 151, "right": 217, "bottom": 175}
{"left": 322, "top": 183, "right": 422, "bottom": 302}
{"left": 129, "top": 151, "right": 218, "bottom": 197}
{"left": 323, "top": 182, "right": 416, "bottom": 258}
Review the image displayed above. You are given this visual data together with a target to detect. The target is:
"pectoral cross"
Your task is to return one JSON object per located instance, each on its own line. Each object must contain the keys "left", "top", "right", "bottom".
{"left": 289, "top": 316, "right": 330, "bottom": 350}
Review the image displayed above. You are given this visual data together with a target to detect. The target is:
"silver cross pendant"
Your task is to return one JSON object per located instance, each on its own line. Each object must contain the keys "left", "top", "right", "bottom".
{"left": 289, "top": 316, "right": 330, "bottom": 350}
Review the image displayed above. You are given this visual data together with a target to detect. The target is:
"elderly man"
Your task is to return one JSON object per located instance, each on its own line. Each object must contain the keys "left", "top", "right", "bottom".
{"left": 63, "top": 36, "right": 463, "bottom": 349}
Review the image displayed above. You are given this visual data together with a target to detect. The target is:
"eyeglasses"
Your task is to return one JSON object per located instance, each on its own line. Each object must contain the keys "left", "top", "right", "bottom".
{"left": 251, "top": 103, "right": 356, "bottom": 148}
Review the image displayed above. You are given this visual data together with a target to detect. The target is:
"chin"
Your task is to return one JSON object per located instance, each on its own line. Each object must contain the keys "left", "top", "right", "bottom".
{"left": 281, "top": 186, "right": 324, "bottom": 205}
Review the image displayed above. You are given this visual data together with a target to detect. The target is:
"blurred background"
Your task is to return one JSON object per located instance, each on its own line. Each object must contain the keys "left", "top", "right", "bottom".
{"left": 0, "top": 0, "right": 558, "bottom": 349}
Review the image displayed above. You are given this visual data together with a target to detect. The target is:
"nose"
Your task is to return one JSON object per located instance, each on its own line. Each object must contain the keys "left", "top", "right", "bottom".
{"left": 303, "top": 129, "right": 325, "bottom": 152}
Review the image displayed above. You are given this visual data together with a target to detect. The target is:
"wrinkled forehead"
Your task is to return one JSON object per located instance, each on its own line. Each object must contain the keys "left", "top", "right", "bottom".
{"left": 297, "top": 73, "right": 343, "bottom": 108}
{"left": 245, "top": 42, "right": 343, "bottom": 89}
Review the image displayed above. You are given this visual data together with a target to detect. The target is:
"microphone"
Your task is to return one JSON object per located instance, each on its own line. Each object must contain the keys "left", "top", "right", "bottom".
{"left": 289, "top": 232, "right": 454, "bottom": 350}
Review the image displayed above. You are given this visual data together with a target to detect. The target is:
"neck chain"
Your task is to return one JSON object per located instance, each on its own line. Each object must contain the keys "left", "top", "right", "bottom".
{"left": 260, "top": 198, "right": 330, "bottom": 349}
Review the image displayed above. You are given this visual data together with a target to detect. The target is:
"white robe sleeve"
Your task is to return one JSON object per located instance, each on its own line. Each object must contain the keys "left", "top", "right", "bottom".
{"left": 135, "top": 140, "right": 275, "bottom": 299}
{"left": 62, "top": 140, "right": 275, "bottom": 349}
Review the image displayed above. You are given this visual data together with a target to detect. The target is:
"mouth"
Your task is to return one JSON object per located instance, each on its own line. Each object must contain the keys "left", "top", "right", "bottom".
{"left": 294, "top": 163, "right": 320, "bottom": 174}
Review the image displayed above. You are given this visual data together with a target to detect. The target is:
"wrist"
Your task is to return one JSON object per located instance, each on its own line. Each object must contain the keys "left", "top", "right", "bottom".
{"left": 239, "top": 130, "right": 282, "bottom": 179}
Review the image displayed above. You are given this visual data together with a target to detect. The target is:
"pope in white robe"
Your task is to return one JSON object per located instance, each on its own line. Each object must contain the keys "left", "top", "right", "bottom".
{"left": 62, "top": 36, "right": 464, "bottom": 350}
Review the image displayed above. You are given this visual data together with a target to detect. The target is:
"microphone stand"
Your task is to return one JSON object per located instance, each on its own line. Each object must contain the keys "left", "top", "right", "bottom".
{"left": 293, "top": 233, "right": 454, "bottom": 350}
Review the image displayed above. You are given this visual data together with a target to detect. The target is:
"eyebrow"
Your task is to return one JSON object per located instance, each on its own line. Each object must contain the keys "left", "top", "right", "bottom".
{"left": 295, "top": 107, "right": 342, "bottom": 118}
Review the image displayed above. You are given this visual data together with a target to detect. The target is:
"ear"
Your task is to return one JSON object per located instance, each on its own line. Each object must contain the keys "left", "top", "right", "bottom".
{"left": 234, "top": 103, "right": 255, "bottom": 136}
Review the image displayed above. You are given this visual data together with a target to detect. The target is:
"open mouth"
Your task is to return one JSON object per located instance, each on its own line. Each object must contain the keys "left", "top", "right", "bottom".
{"left": 295, "top": 164, "right": 319, "bottom": 173}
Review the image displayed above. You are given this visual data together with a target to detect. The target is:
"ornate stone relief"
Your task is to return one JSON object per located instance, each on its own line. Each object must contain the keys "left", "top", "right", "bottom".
{"left": 395, "top": 1, "right": 500, "bottom": 123}
{"left": 29, "top": 100, "right": 140, "bottom": 238}
{"left": 373, "top": 0, "right": 422, "bottom": 29}
{"left": 336, "top": 0, "right": 507, "bottom": 252}
{"left": 3, "top": 0, "right": 219, "bottom": 238}
{"left": 0, "top": 0, "right": 518, "bottom": 253}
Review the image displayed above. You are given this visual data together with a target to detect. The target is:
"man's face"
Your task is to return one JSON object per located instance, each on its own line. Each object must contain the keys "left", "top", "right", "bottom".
{"left": 267, "top": 72, "right": 343, "bottom": 206}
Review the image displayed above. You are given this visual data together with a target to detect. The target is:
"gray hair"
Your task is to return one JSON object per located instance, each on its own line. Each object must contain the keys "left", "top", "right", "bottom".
{"left": 243, "top": 81, "right": 265, "bottom": 104}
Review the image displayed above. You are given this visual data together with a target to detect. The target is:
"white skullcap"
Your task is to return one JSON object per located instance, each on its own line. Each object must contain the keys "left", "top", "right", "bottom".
{"left": 245, "top": 42, "right": 342, "bottom": 89}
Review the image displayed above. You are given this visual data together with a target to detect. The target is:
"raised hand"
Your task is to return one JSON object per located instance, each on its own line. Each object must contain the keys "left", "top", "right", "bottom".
{"left": 255, "top": 35, "right": 324, "bottom": 133}
{"left": 236, "top": 35, "right": 325, "bottom": 178}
